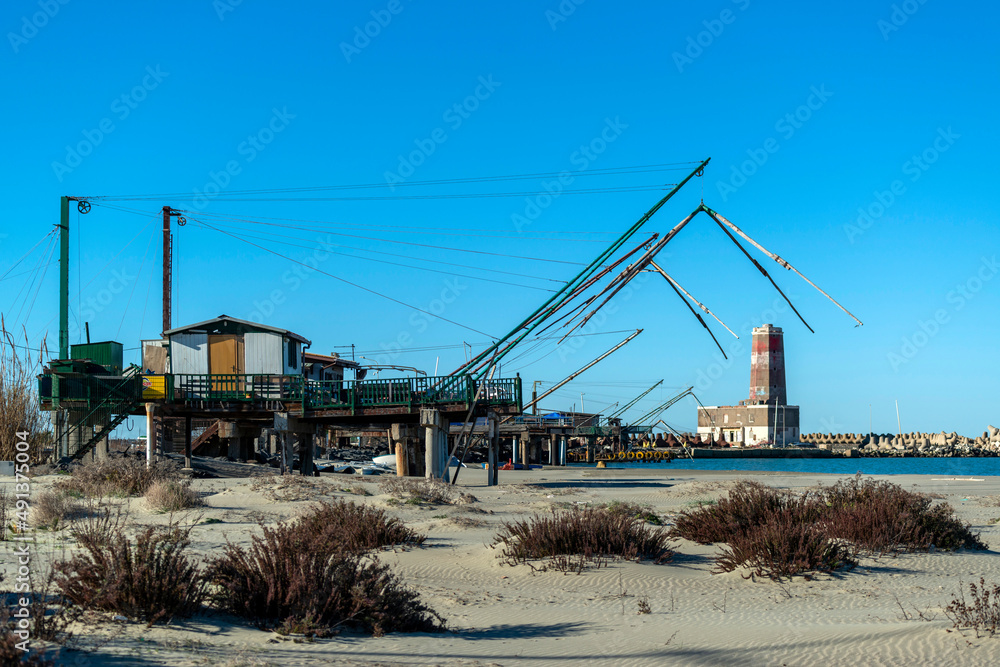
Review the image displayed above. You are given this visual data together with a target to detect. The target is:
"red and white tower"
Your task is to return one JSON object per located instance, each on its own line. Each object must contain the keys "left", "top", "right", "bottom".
{"left": 745, "top": 323, "right": 786, "bottom": 406}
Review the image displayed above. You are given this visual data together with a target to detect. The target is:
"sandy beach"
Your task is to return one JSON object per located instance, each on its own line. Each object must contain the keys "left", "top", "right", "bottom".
{"left": 8, "top": 465, "right": 1000, "bottom": 666}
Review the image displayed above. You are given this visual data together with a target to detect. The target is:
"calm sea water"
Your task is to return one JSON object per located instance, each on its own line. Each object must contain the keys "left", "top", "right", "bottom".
{"left": 593, "top": 457, "right": 1000, "bottom": 477}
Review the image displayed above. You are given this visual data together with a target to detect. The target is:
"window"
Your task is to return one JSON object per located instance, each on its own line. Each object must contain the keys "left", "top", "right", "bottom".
{"left": 287, "top": 340, "right": 297, "bottom": 369}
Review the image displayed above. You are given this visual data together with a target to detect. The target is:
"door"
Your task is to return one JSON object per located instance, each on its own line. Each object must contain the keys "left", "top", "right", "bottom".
{"left": 209, "top": 335, "right": 244, "bottom": 394}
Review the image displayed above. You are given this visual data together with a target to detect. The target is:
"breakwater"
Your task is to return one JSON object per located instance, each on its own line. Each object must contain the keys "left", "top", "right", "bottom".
{"left": 800, "top": 426, "right": 1000, "bottom": 457}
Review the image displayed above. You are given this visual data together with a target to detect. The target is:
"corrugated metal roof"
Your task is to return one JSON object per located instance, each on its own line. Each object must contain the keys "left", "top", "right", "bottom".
{"left": 303, "top": 351, "right": 361, "bottom": 369}
{"left": 163, "top": 314, "right": 311, "bottom": 345}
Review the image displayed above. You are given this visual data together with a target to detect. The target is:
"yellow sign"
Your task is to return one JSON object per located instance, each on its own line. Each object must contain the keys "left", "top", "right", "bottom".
{"left": 141, "top": 375, "right": 166, "bottom": 400}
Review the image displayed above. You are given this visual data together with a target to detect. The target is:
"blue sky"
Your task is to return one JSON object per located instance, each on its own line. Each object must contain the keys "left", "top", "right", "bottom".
{"left": 1, "top": 0, "right": 998, "bottom": 437}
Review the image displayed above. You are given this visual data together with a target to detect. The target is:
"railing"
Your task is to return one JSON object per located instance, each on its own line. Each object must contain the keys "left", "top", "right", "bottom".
{"left": 513, "top": 415, "right": 606, "bottom": 428}
{"left": 55, "top": 373, "right": 145, "bottom": 461}
{"left": 39, "top": 372, "right": 141, "bottom": 410}
{"left": 171, "top": 374, "right": 305, "bottom": 402}
{"left": 471, "top": 378, "right": 521, "bottom": 407}
{"left": 305, "top": 375, "right": 522, "bottom": 411}
{"left": 165, "top": 373, "right": 522, "bottom": 412}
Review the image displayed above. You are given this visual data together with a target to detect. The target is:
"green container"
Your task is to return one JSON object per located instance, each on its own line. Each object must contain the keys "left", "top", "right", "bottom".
{"left": 70, "top": 341, "right": 124, "bottom": 375}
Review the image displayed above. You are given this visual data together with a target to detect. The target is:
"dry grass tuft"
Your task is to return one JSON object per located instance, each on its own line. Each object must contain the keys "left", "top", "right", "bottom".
{"left": 378, "top": 477, "right": 458, "bottom": 505}
{"left": 30, "top": 489, "right": 81, "bottom": 529}
{"left": 145, "top": 480, "right": 205, "bottom": 512}
{"left": 249, "top": 474, "right": 329, "bottom": 502}
{"left": 56, "top": 455, "right": 180, "bottom": 498}
{"left": 449, "top": 515, "right": 488, "bottom": 528}
{"left": 0, "top": 328, "right": 51, "bottom": 463}
{"left": 604, "top": 500, "right": 663, "bottom": 525}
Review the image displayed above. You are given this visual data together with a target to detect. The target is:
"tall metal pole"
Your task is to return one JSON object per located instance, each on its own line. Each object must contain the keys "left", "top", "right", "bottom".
{"left": 452, "top": 158, "right": 710, "bottom": 379}
{"left": 162, "top": 206, "right": 172, "bottom": 334}
{"left": 521, "top": 329, "right": 642, "bottom": 414}
{"left": 59, "top": 196, "right": 70, "bottom": 359}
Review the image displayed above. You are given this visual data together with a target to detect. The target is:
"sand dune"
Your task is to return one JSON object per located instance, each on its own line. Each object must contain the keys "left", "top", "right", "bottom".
{"left": 5, "top": 466, "right": 1000, "bottom": 666}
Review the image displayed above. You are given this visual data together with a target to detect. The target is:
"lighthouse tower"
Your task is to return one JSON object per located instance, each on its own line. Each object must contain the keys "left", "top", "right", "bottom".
{"left": 746, "top": 323, "right": 786, "bottom": 406}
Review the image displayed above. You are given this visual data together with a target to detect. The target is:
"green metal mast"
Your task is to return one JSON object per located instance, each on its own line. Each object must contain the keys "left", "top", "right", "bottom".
{"left": 59, "top": 196, "right": 70, "bottom": 360}
{"left": 608, "top": 379, "right": 663, "bottom": 420}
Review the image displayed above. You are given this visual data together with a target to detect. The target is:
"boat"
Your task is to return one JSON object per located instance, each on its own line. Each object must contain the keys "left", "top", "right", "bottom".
{"left": 371, "top": 454, "right": 467, "bottom": 469}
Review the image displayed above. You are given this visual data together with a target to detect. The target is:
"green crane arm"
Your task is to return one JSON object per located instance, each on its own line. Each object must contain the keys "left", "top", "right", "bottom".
{"left": 628, "top": 385, "right": 695, "bottom": 429}
{"left": 449, "top": 158, "right": 711, "bottom": 380}
{"left": 608, "top": 379, "right": 663, "bottom": 420}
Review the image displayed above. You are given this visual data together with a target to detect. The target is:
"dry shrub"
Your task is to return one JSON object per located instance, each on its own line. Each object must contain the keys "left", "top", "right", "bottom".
{"left": 56, "top": 455, "right": 179, "bottom": 498}
{"left": 713, "top": 506, "right": 856, "bottom": 581}
{"left": 207, "top": 518, "right": 443, "bottom": 636}
{"left": 671, "top": 480, "right": 806, "bottom": 545}
{"left": 671, "top": 475, "right": 983, "bottom": 581}
{"left": 20, "top": 559, "right": 80, "bottom": 647}
{"left": 294, "top": 499, "right": 424, "bottom": 552}
{"left": 945, "top": 578, "right": 1000, "bottom": 638}
{"left": 492, "top": 506, "right": 673, "bottom": 572}
{"left": 30, "top": 490, "right": 80, "bottom": 530}
{"left": 820, "top": 474, "right": 985, "bottom": 554}
{"left": 0, "top": 328, "right": 51, "bottom": 463}
{"left": 378, "top": 477, "right": 457, "bottom": 505}
{"left": 0, "top": 618, "right": 55, "bottom": 666}
{"left": 54, "top": 521, "right": 206, "bottom": 625}
{"left": 145, "top": 480, "right": 205, "bottom": 512}
{"left": 70, "top": 499, "right": 130, "bottom": 547}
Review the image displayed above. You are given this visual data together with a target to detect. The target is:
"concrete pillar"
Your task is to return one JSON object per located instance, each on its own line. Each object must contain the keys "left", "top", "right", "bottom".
{"left": 421, "top": 409, "right": 447, "bottom": 480}
{"left": 549, "top": 434, "right": 558, "bottom": 466}
{"left": 145, "top": 403, "right": 155, "bottom": 467}
{"left": 92, "top": 437, "right": 109, "bottom": 462}
{"left": 225, "top": 437, "right": 240, "bottom": 460}
{"left": 184, "top": 416, "right": 192, "bottom": 469}
{"left": 521, "top": 432, "right": 530, "bottom": 466}
{"left": 391, "top": 424, "right": 410, "bottom": 477}
{"left": 283, "top": 433, "right": 295, "bottom": 474}
{"left": 559, "top": 436, "right": 567, "bottom": 466}
{"left": 300, "top": 433, "right": 314, "bottom": 476}
{"left": 511, "top": 436, "right": 519, "bottom": 465}
{"left": 159, "top": 417, "right": 174, "bottom": 454}
{"left": 486, "top": 413, "right": 499, "bottom": 486}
